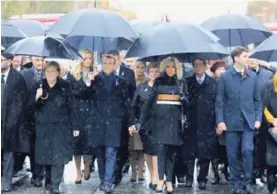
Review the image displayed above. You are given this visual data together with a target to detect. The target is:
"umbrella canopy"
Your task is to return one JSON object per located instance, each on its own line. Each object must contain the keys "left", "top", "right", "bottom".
{"left": 202, "top": 14, "right": 272, "bottom": 47}
{"left": 9, "top": 20, "right": 46, "bottom": 37}
{"left": 130, "top": 20, "right": 162, "bottom": 34}
{"left": 250, "top": 34, "right": 277, "bottom": 62}
{"left": 47, "top": 8, "right": 138, "bottom": 51}
{"left": 1, "top": 20, "right": 27, "bottom": 48}
{"left": 125, "top": 22, "right": 228, "bottom": 62}
{"left": 4, "top": 36, "right": 82, "bottom": 60}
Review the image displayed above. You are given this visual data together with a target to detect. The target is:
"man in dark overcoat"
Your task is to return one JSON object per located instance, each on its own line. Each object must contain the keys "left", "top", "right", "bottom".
{"left": 83, "top": 55, "right": 135, "bottom": 193}
{"left": 1, "top": 52, "right": 29, "bottom": 192}
{"left": 106, "top": 50, "right": 136, "bottom": 185}
{"left": 184, "top": 57, "right": 217, "bottom": 190}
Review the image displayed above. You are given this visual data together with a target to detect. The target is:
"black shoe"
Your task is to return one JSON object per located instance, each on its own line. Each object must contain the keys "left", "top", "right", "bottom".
{"left": 122, "top": 165, "right": 130, "bottom": 174}
{"left": 34, "top": 179, "right": 43, "bottom": 187}
{"left": 267, "top": 173, "right": 276, "bottom": 194}
{"left": 232, "top": 189, "right": 241, "bottom": 194}
{"left": 152, "top": 184, "right": 157, "bottom": 190}
{"left": 166, "top": 190, "right": 174, "bottom": 194}
{"left": 1, "top": 186, "right": 12, "bottom": 193}
{"left": 99, "top": 183, "right": 105, "bottom": 191}
{"left": 211, "top": 176, "right": 220, "bottom": 185}
{"left": 30, "top": 177, "right": 35, "bottom": 185}
{"left": 75, "top": 179, "right": 82, "bottom": 184}
{"left": 185, "top": 179, "right": 193, "bottom": 188}
{"left": 155, "top": 189, "right": 163, "bottom": 193}
{"left": 245, "top": 184, "right": 254, "bottom": 194}
{"left": 198, "top": 181, "right": 206, "bottom": 190}
{"left": 84, "top": 173, "right": 90, "bottom": 181}
{"left": 103, "top": 186, "right": 114, "bottom": 194}
{"left": 223, "top": 169, "right": 230, "bottom": 181}
{"left": 113, "top": 177, "right": 122, "bottom": 187}
{"left": 177, "top": 177, "right": 185, "bottom": 184}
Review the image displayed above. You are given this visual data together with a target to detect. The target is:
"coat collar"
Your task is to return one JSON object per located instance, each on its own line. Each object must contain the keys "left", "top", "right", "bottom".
{"left": 193, "top": 73, "right": 210, "bottom": 85}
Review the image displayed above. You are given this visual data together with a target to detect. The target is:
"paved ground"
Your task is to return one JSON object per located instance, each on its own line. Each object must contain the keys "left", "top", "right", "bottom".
{"left": 9, "top": 161, "right": 272, "bottom": 194}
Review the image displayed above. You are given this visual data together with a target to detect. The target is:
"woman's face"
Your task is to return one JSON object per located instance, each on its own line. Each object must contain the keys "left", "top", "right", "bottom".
{"left": 82, "top": 53, "right": 93, "bottom": 68}
{"left": 214, "top": 67, "right": 226, "bottom": 79}
{"left": 45, "top": 66, "right": 59, "bottom": 82}
{"left": 135, "top": 63, "right": 145, "bottom": 77}
{"left": 165, "top": 62, "right": 176, "bottom": 77}
{"left": 149, "top": 67, "right": 160, "bottom": 81}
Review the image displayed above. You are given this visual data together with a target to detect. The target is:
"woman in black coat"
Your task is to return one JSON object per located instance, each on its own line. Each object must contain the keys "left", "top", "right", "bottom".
{"left": 134, "top": 57, "right": 189, "bottom": 194}
{"left": 263, "top": 72, "right": 277, "bottom": 194}
{"left": 30, "top": 61, "right": 79, "bottom": 194}
{"left": 132, "top": 62, "right": 160, "bottom": 189}
{"left": 67, "top": 49, "right": 96, "bottom": 183}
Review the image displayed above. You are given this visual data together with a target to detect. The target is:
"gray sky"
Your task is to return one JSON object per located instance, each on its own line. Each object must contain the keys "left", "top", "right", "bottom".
{"left": 112, "top": 0, "right": 249, "bottom": 23}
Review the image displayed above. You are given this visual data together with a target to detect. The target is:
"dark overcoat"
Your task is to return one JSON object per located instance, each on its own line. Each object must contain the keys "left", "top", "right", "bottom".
{"left": 83, "top": 73, "right": 135, "bottom": 148}
{"left": 183, "top": 74, "right": 217, "bottom": 160}
{"left": 1, "top": 68, "right": 30, "bottom": 153}
{"left": 30, "top": 78, "right": 77, "bottom": 165}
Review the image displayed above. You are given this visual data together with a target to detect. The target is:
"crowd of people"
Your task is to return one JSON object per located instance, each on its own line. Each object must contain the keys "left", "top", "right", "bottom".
{"left": 1, "top": 46, "right": 277, "bottom": 194}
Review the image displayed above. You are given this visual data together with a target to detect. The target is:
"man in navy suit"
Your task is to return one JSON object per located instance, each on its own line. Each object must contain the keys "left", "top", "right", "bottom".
{"left": 215, "top": 47, "right": 262, "bottom": 194}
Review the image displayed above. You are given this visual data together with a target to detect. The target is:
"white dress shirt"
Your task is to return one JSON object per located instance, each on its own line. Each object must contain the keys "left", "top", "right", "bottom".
{"left": 196, "top": 74, "right": 205, "bottom": 85}
{"left": 2, "top": 67, "right": 10, "bottom": 84}
{"left": 115, "top": 66, "right": 120, "bottom": 76}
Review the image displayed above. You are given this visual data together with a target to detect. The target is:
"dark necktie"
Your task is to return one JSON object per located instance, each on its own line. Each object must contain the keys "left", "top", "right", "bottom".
{"left": 1, "top": 74, "right": 5, "bottom": 85}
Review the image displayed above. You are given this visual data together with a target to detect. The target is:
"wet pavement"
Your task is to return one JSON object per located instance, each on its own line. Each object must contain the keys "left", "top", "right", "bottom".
{"left": 9, "top": 161, "right": 271, "bottom": 194}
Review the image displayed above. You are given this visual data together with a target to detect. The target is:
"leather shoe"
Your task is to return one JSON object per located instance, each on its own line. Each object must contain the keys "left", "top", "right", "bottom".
{"left": 34, "top": 179, "right": 43, "bottom": 187}
{"left": 232, "top": 189, "right": 241, "bottom": 194}
{"left": 1, "top": 187, "right": 12, "bottom": 193}
{"left": 177, "top": 177, "right": 185, "bottom": 184}
{"left": 185, "top": 179, "right": 193, "bottom": 188}
{"left": 198, "top": 181, "right": 206, "bottom": 190}
{"left": 245, "top": 185, "right": 254, "bottom": 194}
{"left": 99, "top": 182, "right": 105, "bottom": 191}
{"left": 102, "top": 186, "right": 114, "bottom": 194}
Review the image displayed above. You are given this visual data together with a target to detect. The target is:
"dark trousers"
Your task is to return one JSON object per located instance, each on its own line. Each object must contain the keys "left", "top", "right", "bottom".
{"left": 158, "top": 145, "right": 177, "bottom": 182}
{"left": 225, "top": 128, "right": 254, "bottom": 190}
{"left": 267, "top": 166, "right": 277, "bottom": 192}
{"left": 30, "top": 146, "right": 44, "bottom": 181}
{"left": 114, "top": 133, "right": 129, "bottom": 182}
{"left": 1, "top": 151, "right": 14, "bottom": 189}
{"left": 44, "top": 164, "right": 64, "bottom": 192}
{"left": 96, "top": 147, "right": 118, "bottom": 187}
{"left": 186, "top": 159, "right": 210, "bottom": 182}
{"left": 174, "top": 148, "right": 187, "bottom": 179}
{"left": 13, "top": 152, "right": 26, "bottom": 173}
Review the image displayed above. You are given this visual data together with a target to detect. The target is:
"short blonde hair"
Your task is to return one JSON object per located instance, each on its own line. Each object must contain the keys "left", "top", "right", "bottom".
{"left": 72, "top": 49, "right": 94, "bottom": 80}
{"left": 160, "top": 57, "right": 183, "bottom": 80}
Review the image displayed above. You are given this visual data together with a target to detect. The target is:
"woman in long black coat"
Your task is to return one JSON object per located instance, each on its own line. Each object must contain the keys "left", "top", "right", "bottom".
{"left": 263, "top": 72, "right": 277, "bottom": 194}
{"left": 30, "top": 61, "right": 79, "bottom": 194}
{"left": 136, "top": 57, "right": 189, "bottom": 193}
{"left": 132, "top": 62, "right": 160, "bottom": 189}
{"left": 67, "top": 49, "right": 96, "bottom": 183}
{"left": 184, "top": 57, "right": 217, "bottom": 190}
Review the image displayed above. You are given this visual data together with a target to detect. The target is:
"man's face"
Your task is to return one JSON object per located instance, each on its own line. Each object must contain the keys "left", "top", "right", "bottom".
{"left": 235, "top": 51, "right": 249, "bottom": 67}
{"left": 102, "top": 58, "right": 116, "bottom": 74}
{"left": 12, "top": 55, "right": 23, "bottom": 69}
{"left": 1, "top": 56, "right": 11, "bottom": 70}
{"left": 125, "top": 58, "right": 136, "bottom": 70}
{"left": 32, "top": 57, "right": 44, "bottom": 70}
{"left": 248, "top": 58, "right": 259, "bottom": 69}
{"left": 193, "top": 59, "right": 206, "bottom": 76}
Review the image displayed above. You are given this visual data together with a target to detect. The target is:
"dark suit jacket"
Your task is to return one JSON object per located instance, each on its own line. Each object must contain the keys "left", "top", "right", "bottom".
{"left": 1, "top": 68, "right": 29, "bottom": 153}
{"left": 215, "top": 66, "right": 262, "bottom": 131}
{"left": 118, "top": 63, "right": 136, "bottom": 100}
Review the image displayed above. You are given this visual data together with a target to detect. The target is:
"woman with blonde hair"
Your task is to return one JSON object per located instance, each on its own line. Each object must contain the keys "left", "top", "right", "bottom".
{"left": 131, "top": 57, "right": 189, "bottom": 193}
{"left": 67, "top": 49, "right": 97, "bottom": 184}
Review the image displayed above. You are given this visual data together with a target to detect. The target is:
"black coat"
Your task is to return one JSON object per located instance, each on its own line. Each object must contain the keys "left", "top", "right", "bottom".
{"left": 263, "top": 82, "right": 277, "bottom": 166}
{"left": 1, "top": 68, "right": 30, "bottom": 153}
{"left": 67, "top": 74, "right": 91, "bottom": 154}
{"left": 83, "top": 73, "right": 135, "bottom": 148}
{"left": 119, "top": 64, "right": 136, "bottom": 100}
{"left": 183, "top": 74, "right": 217, "bottom": 160}
{"left": 30, "top": 78, "right": 77, "bottom": 165}
{"left": 139, "top": 74, "right": 189, "bottom": 146}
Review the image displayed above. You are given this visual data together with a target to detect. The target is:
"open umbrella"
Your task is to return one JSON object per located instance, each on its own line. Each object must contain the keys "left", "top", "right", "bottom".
{"left": 125, "top": 22, "right": 228, "bottom": 62}
{"left": 250, "top": 34, "right": 277, "bottom": 62}
{"left": 1, "top": 20, "right": 27, "bottom": 48}
{"left": 47, "top": 8, "right": 138, "bottom": 52}
{"left": 4, "top": 36, "right": 82, "bottom": 60}
{"left": 202, "top": 14, "right": 272, "bottom": 47}
{"left": 9, "top": 20, "right": 46, "bottom": 37}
